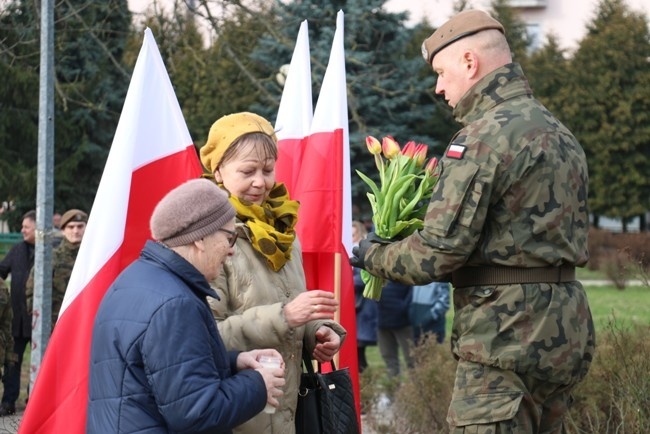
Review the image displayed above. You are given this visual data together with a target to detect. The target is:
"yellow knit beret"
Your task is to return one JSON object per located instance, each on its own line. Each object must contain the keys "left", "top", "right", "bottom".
{"left": 200, "top": 112, "right": 277, "bottom": 174}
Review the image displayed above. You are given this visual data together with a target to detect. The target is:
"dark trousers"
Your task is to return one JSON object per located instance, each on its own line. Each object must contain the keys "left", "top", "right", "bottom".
{"left": 2, "top": 336, "right": 30, "bottom": 404}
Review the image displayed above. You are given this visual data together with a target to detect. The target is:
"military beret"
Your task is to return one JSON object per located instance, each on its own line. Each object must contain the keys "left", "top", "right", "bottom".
{"left": 421, "top": 9, "right": 505, "bottom": 64}
{"left": 200, "top": 112, "right": 277, "bottom": 174}
{"left": 60, "top": 209, "right": 88, "bottom": 229}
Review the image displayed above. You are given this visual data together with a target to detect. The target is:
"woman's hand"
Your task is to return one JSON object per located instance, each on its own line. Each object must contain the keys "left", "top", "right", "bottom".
{"left": 283, "top": 290, "right": 338, "bottom": 328}
{"left": 236, "top": 349, "right": 284, "bottom": 371}
{"left": 312, "top": 326, "right": 341, "bottom": 363}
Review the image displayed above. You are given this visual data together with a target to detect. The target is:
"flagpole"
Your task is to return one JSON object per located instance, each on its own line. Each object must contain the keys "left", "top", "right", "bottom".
{"left": 334, "top": 252, "right": 341, "bottom": 366}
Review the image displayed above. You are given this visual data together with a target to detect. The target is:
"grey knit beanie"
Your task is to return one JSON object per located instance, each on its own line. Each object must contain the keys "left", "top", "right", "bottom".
{"left": 150, "top": 179, "right": 235, "bottom": 247}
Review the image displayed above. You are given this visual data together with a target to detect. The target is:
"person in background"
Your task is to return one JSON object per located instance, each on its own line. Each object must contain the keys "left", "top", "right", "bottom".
{"left": 51, "top": 212, "right": 63, "bottom": 246}
{"left": 51, "top": 212, "right": 61, "bottom": 230}
{"left": 87, "top": 179, "right": 285, "bottom": 433}
{"left": 26, "top": 209, "right": 87, "bottom": 330}
{"left": 351, "top": 9, "right": 595, "bottom": 432}
{"left": 352, "top": 220, "right": 378, "bottom": 373}
{"left": 0, "top": 279, "right": 13, "bottom": 391}
{"left": 199, "top": 112, "right": 346, "bottom": 434}
{"left": 409, "top": 281, "right": 450, "bottom": 344}
{"left": 0, "top": 210, "right": 35, "bottom": 416}
{"left": 377, "top": 280, "right": 413, "bottom": 378}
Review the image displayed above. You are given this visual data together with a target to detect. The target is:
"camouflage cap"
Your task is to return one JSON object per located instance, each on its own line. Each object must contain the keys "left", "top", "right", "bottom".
{"left": 60, "top": 209, "right": 88, "bottom": 229}
{"left": 421, "top": 9, "right": 505, "bottom": 64}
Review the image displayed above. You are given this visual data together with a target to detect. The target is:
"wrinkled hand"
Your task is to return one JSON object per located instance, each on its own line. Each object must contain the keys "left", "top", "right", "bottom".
{"left": 236, "top": 349, "right": 284, "bottom": 371}
{"left": 312, "top": 326, "right": 341, "bottom": 363}
{"left": 254, "top": 356, "right": 286, "bottom": 411}
{"left": 284, "top": 290, "right": 338, "bottom": 328}
{"left": 349, "top": 232, "right": 391, "bottom": 270}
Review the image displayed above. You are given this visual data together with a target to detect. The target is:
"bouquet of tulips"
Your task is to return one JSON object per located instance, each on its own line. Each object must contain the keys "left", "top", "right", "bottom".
{"left": 356, "top": 135, "right": 440, "bottom": 300}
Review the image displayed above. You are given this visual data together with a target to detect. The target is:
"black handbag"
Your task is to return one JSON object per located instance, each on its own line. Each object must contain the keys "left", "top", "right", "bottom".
{"left": 296, "top": 349, "right": 360, "bottom": 434}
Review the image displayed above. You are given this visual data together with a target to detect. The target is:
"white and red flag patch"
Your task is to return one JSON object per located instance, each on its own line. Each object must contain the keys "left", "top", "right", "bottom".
{"left": 446, "top": 144, "right": 467, "bottom": 159}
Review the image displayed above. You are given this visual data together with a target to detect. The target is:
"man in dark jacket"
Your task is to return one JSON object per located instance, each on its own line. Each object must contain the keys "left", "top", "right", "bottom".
{"left": 87, "top": 179, "right": 285, "bottom": 434}
{"left": 0, "top": 210, "right": 35, "bottom": 416}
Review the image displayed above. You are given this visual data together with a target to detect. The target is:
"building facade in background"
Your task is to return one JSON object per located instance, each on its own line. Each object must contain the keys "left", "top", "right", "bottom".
{"left": 385, "top": 0, "right": 650, "bottom": 53}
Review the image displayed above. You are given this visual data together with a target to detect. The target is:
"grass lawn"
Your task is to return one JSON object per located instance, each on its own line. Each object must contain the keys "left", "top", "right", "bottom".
{"left": 366, "top": 282, "right": 650, "bottom": 369}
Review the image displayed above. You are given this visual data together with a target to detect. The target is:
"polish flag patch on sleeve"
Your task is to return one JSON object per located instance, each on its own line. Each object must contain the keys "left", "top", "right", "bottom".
{"left": 446, "top": 144, "right": 466, "bottom": 159}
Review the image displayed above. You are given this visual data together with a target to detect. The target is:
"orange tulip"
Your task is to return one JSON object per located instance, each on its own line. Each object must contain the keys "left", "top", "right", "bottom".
{"left": 401, "top": 141, "right": 417, "bottom": 158}
{"left": 365, "top": 135, "right": 381, "bottom": 155}
{"left": 414, "top": 144, "right": 428, "bottom": 167}
{"left": 425, "top": 157, "right": 438, "bottom": 175}
{"left": 356, "top": 134, "right": 440, "bottom": 301}
{"left": 382, "top": 136, "right": 400, "bottom": 160}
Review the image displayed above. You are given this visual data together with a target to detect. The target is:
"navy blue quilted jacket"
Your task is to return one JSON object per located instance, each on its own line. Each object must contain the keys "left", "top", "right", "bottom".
{"left": 87, "top": 241, "right": 266, "bottom": 433}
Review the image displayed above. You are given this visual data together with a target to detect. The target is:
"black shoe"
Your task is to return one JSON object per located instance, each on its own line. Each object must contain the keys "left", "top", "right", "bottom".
{"left": 0, "top": 402, "right": 15, "bottom": 417}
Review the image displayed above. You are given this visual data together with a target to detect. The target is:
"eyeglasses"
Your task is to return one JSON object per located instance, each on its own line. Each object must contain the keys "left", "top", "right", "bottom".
{"left": 218, "top": 228, "right": 238, "bottom": 247}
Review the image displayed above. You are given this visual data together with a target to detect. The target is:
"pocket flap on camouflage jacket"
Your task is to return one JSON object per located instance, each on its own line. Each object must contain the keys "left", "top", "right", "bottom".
{"left": 447, "top": 390, "right": 523, "bottom": 426}
{"left": 428, "top": 159, "right": 482, "bottom": 237}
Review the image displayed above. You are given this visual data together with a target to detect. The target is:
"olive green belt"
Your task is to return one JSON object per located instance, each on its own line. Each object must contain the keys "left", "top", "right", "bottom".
{"left": 451, "top": 265, "right": 576, "bottom": 288}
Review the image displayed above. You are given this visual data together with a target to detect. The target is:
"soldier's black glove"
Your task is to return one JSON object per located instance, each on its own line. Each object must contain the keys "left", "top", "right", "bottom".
{"left": 350, "top": 232, "right": 391, "bottom": 270}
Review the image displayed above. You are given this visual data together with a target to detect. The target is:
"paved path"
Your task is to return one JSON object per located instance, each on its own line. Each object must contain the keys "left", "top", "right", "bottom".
{"left": 1, "top": 411, "right": 376, "bottom": 433}
{"left": 0, "top": 411, "right": 20, "bottom": 433}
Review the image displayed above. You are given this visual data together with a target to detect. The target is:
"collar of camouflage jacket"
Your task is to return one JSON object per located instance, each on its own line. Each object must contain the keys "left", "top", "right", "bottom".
{"left": 453, "top": 63, "right": 532, "bottom": 125}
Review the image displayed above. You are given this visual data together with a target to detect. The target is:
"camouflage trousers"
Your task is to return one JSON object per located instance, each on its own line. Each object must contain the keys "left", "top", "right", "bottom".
{"left": 447, "top": 360, "right": 574, "bottom": 433}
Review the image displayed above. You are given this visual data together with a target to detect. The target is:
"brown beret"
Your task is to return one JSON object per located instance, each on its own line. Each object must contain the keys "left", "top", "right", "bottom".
{"left": 200, "top": 112, "right": 277, "bottom": 174}
{"left": 421, "top": 9, "right": 505, "bottom": 64}
{"left": 150, "top": 179, "right": 235, "bottom": 247}
{"left": 60, "top": 209, "right": 88, "bottom": 229}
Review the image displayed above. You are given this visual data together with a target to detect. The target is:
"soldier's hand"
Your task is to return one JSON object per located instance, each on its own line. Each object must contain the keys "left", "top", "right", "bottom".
{"left": 350, "top": 232, "right": 391, "bottom": 270}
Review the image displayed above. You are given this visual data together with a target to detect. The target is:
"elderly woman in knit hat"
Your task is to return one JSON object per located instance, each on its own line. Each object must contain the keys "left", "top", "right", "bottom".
{"left": 200, "top": 112, "right": 346, "bottom": 434}
{"left": 87, "top": 179, "right": 286, "bottom": 434}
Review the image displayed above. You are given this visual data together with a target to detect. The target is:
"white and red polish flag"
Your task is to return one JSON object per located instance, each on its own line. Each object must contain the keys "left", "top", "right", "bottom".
{"left": 275, "top": 19, "right": 313, "bottom": 194}
{"left": 282, "top": 10, "right": 360, "bottom": 417}
{"left": 19, "top": 28, "right": 203, "bottom": 434}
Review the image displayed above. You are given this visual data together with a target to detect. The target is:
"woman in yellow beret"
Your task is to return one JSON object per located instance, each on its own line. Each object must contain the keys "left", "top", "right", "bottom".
{"left": 200, "top": 112, "right": 347, "bottom": 434}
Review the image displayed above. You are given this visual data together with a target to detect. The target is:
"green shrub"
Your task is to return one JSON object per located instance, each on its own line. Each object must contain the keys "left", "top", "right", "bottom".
{"left": 588, "top": 228, "right": 650, "bottom": 288}
{"left": 392, "top": 337, "right": 455, "bottom": 433}
{"left": 361, "top": 322, "right": 650, "bottom": 433}
{"left": 362, "top": 334, "right": 455, "bottom": 433}
{"left": 566, "top": 321, "right": 650, "bottom": 433}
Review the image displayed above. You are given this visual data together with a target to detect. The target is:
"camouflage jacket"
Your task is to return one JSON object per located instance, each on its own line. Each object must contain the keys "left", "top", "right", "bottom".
{"left": 26, "top": 237, "right": 80, "bottom": 328}
{"left": 365, "top": 63, "right": 594, "bottom": 384}
{"left": 0, "top": 279, "right": 13, "bottom": 365}
{"left": 366, "top": 63, "right": 589, "bottom": 284}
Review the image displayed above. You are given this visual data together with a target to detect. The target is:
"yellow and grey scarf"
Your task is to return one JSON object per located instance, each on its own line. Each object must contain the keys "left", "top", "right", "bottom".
{"left": 228, "top": 183, "right": 299, "bottom": 271}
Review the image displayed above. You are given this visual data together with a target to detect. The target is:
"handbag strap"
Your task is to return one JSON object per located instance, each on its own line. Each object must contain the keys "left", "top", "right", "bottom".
{"left": 301, "top": 346, "right": 337, "bottom": 373}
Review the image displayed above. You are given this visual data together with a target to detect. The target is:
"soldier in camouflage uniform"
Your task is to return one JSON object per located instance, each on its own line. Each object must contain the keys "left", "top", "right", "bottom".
{"left": 351, "top": 10, "right": 595, "bottom": 434}
{"left": 26, "top": 209, "right": 87, "bottom": 330}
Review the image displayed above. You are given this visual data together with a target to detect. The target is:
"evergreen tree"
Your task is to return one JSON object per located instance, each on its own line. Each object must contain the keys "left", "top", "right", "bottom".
{"left": 248, "top": 0, "right": 455, "bottom": 215}
{"left": 490, "top": 0, "right": 531, "bottom": 67}
{"left": 54, "top": 0, "right": 132, "bottom": 211}
{"left": 525, "top": 34, "right": 571, "bottom": 117}
{"left": 0, "top": 0, "right": 132, "bottom": 226}
{"left": 172, "top": 0, "right": 279, "bottom": 148}
{"left": 0, "top": 1, "right": 42, "bottom": 226}
{"left": 563, "top": 0, "right": 650, "bottom": 229}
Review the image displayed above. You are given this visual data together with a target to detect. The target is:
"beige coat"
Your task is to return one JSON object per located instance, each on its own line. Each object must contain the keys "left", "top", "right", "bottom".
{"left": 209, "top": 222, "right": 347, "bottom": 434}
